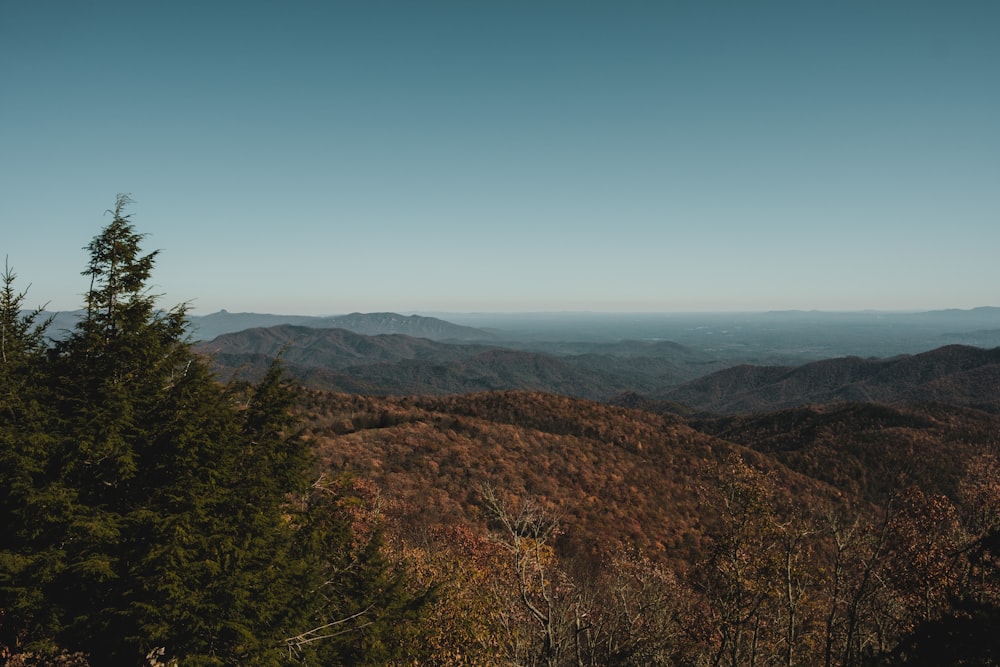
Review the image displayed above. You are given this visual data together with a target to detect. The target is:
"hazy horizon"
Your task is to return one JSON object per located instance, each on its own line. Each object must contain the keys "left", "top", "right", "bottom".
{"left": 3, "top": 2, "right": 998, "bottom": 315}
{"left": 35, "top": 305, "right": 1000, "bottom": 318}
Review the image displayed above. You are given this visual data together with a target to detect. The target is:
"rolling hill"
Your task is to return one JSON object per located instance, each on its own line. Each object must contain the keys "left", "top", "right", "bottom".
{"left": 188, "top": 310, "right": 498, "bottom": 342}
{"left": 195, "top": 324, "right": 726, "bottom": 399}
{"left": 296, "top": 388, "right": 1000, "bottom": 569}
{"left": 298, "top": 390, "right": 838, "bottom": 563}
{"left": 657, "top": 344, "right": 1000, "bottom": 414}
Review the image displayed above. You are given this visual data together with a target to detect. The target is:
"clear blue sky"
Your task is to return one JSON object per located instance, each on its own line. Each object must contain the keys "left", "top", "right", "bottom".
{"left": 2, "top": 1, "right": 998, "bottom": 315}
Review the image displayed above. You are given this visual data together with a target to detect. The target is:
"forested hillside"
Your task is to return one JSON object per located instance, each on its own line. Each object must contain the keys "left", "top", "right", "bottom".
{"left": 291, "top": 389, "right": 1000, "bottom": 666}
{"left": 196, "top": 321, "right": 1000, "bottom": 414}
{"left": 659, "top": 345, "right": 1000, "bottom": 414}
{"left": 196, "top": 325, "right": 717, "bottom": 399}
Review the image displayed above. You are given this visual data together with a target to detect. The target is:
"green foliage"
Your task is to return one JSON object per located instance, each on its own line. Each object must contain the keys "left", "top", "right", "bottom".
{"left": 0, "top": 260, "right": 62, "bottom": 654}
{"left": 1, "top": 197, "right": 428, "bottom": 664}
{"left": 284, "top": 474, "right": 435, "bottom": 665}
{"left": 0, "top": 259, "right": 52, "bottom": 508}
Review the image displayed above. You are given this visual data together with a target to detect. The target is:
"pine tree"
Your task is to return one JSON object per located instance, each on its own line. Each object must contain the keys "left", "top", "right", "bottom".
{"left": 38, "top": 195, "right": 309, "bottom": 663}
{"left": 284, "top": 474, "right": 435, "bottom": 666}
{"left": 0, "top": 261, "right": 62, "bottom": 654}
{"left": 0, "top": 259, "right": 52, "bottom": 520}
{"left": 32, "top": 196, "right": 187, "bottom": 658}
{"left": 2, "top": 196, "right": 430, "bottom": 664}
{"left": 57, "top": 194, "right": 189, "bottom": 498}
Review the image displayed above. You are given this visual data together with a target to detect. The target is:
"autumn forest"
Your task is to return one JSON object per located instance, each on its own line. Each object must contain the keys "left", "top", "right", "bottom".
{"left": 2, "top": 199, "right": 999, "bottom": 666}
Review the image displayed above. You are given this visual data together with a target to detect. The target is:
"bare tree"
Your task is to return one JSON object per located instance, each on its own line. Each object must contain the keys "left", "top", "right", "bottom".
{"left": 480, "top": 484, "right": 572, "bottom": 667}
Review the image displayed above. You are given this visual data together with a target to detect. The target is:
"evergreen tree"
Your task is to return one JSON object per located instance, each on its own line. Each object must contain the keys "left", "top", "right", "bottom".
{"left": 56, "top": 194, "right": 189, "bottom": 499}
{"left": 39, "top": 195, "right": 190, "bottom": 659}
{"left": 124, "top": 360, "right": 307, "bottom": 664}
{"left": 0, "top": 259, "right": 52, "bottom": 519}
{"left": 285, "top": 474, "right": 434, "bottom": 666}
{"left": 0, "top": 261, "right": 61, "bottom": 653}
{"left": 2, "top": 196, "right": 430, "bottom": 664}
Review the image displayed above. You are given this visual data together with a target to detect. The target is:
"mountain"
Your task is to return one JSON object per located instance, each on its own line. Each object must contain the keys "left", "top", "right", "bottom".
{"left": 35, "top": 310, "right": 84, "bottom": 338}
{"left": 195, "top": 325, "right": 721, "bottom": 399}
{"left": 658, "top": 344, "right": 1000, "bottom": 414}
{"left": 196, "top": 322, "right": 1000, "bottom": 408}
{"left": 38, "top": 307, "right": 1000, "bottom": 365}
{"left": 297, "top": 390, "right": 841, "bottom": 563}
{"left": 188, "top": 310, "right": 497, "bottom": 342}
{"left": 196, "top": 324, "right": 486, "bottom": 368}
{"left": 297, "top": 388, "right": 1000, "bottom": 568}
{"left": 691, "top": 401, "right": 1000, "bottom": 502}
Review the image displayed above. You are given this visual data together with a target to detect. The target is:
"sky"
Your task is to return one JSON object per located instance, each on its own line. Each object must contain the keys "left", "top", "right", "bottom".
{"left": 2, "top": 1, "right": 998, "bottom": 315}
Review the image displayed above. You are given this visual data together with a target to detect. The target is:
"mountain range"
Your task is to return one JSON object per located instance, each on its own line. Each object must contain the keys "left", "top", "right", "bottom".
{"left": 189, "top": 309, "right": 497, "bottom": 342}
{"left": 656, "top": 344, "right": 1000, "bottom": 414}
{"left": 45, "top": 307, "right": 1000, "bottom": 411}
{"left": 195, "top": 324, "right": 725, "bottom": 400}
{"left": 195, "top": 319, "right": 1000, "bottom": 414}
{"left": 44, "top": 306, "right": 1000, "bottom": 357}
{"left": 39, "top": 309, "right": 498, "bottom": 343}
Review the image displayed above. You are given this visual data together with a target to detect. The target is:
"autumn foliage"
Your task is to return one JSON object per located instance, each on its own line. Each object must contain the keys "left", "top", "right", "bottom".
{"left": 294, "top": 388, "right": 1000, "bottom": 666}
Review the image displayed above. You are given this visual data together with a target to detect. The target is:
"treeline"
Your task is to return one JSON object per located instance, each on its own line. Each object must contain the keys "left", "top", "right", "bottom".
{"left": 0, "top": 197, "right": 430, "bottom": 665}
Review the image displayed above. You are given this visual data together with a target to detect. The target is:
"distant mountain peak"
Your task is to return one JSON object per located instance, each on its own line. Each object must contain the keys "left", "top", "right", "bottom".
{"left": 661, "top": 344, "right": 1000, "bottom": 414}
{"left": 188, "top": 310, "right": 497, "bottom": 343}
